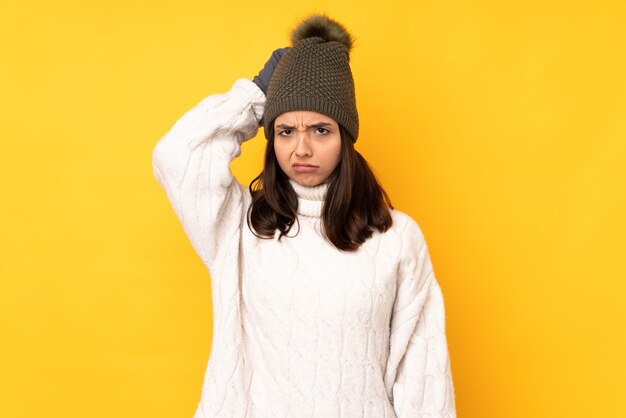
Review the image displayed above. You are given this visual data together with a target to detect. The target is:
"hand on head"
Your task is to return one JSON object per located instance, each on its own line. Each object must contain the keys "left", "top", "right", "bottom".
{"left": 252, "top": 47, "right": 290, "bottom": 95}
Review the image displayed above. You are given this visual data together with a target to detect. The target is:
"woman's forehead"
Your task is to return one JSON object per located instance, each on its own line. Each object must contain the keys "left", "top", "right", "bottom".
{"left": 275, "top": 110, "right": 337, "bottom": 126}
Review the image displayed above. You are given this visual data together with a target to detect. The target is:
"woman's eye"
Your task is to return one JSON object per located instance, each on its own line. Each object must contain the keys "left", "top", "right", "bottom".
{"left": 279, "top": 129, "right": 292, "bottom": 136}
{"left": 316, "top": 127, "right": 328, "bottom": 134}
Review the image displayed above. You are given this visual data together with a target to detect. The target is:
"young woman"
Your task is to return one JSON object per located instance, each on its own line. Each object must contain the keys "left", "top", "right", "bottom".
{"left": 152, "top": 14, "right": 456, "bottom": 418}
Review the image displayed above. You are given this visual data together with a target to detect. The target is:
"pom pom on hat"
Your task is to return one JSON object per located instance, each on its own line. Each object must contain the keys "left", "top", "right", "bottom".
{"left": 291, "top": 14, "right": 354, "bottom": 54}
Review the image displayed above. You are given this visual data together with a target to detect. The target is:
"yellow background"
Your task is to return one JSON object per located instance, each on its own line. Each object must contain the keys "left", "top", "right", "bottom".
{"left": 1, "top": 0, "right": 625, "bottom": 417}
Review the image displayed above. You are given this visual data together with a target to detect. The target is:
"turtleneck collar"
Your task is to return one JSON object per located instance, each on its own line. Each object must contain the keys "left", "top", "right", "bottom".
{"left": 288, "top": 178, "right": 329, "bottom": 217}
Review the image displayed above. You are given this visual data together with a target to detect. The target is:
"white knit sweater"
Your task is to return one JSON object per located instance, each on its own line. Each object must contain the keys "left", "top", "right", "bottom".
{"left": 152, "top": 78, "right": 456, "bottom": 417}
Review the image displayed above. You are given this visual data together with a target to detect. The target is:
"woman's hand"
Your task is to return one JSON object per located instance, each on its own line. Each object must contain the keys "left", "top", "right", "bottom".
{"left": 252, "top": 47, "right": 290, "bottom": 95}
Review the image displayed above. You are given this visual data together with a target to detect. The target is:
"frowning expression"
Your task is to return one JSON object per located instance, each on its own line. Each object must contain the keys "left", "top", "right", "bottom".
{"left": 273, "top": 110, "right": 342, "bottom": 187}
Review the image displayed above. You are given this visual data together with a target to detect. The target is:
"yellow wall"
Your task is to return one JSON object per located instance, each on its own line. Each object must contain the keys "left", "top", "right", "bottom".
{"left": 2, "top": 1, "right": 625, "bottom": 417}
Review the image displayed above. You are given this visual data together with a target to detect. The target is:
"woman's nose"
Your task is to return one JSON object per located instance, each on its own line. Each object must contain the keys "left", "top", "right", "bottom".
{"left": 294, "top": 135, "right": 312, "bottom": 157}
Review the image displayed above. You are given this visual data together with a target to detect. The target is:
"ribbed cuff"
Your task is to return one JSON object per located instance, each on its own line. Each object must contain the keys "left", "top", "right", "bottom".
{"left": 263, "top": 94, "right": 358, "bottom": 142}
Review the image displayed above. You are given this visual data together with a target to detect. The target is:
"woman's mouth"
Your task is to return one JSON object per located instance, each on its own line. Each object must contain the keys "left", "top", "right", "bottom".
{"left": 293, "top": 163, "right": 318, "bottom": 172}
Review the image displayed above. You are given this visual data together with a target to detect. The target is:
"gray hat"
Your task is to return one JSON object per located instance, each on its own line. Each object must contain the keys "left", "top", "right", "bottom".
{"left": 263, "top": 15, "right": 359, "bottom": 142}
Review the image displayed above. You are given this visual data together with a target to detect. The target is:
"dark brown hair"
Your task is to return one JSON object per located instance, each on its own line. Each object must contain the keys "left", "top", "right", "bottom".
{"left": 246, "top": 125, "right": 393, "bottom": 251}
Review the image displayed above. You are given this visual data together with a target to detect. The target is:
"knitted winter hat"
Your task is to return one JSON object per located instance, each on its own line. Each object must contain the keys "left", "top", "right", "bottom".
{"left": 263, "top": 14, "right": 359, "bottom": 142}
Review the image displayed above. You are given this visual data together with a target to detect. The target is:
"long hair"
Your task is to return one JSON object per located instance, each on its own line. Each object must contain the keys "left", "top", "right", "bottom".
{"left": 246, "top": 125, "right": 393, "bottom": 251}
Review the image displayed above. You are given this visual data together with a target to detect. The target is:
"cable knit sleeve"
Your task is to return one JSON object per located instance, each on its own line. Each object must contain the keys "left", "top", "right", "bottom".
{"left": 151, "top": 78, "right": 265, "bottom": 268}
{"left": 386, "top": 216, "right": 456, "bottom": 417}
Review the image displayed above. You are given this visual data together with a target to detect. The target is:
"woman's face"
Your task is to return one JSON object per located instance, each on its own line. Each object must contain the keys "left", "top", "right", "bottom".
{"left": 273, "top": 111, "right": 342, "bottom": 187}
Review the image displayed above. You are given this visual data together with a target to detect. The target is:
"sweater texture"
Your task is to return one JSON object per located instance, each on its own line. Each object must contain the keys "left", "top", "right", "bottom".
{"left": 152, "top": 78, "right": 456, "bottom": 418}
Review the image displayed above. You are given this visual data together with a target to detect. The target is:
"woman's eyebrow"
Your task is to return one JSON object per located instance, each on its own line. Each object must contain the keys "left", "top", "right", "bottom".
{"left": 275, "top": 122, "right": 333, "bottom": 129}
{"left": 310, "top": 122, "right": 333, "bottom": 128}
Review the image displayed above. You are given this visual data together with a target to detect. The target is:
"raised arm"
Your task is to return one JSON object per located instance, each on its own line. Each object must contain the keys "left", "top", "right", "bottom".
{"left": 151, "top": 78, "right": 265, "bottom": 268}
{"left": 385, "top": 216, "right": 457, "bottom": 417}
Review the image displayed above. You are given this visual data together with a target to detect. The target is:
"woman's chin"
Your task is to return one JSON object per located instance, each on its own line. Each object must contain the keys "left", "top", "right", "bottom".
{"left": 296, "top": 180, "right": 321, "bottom": 187}
{"left": 289, "top": 174, "right": 327, "bottom": 187}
